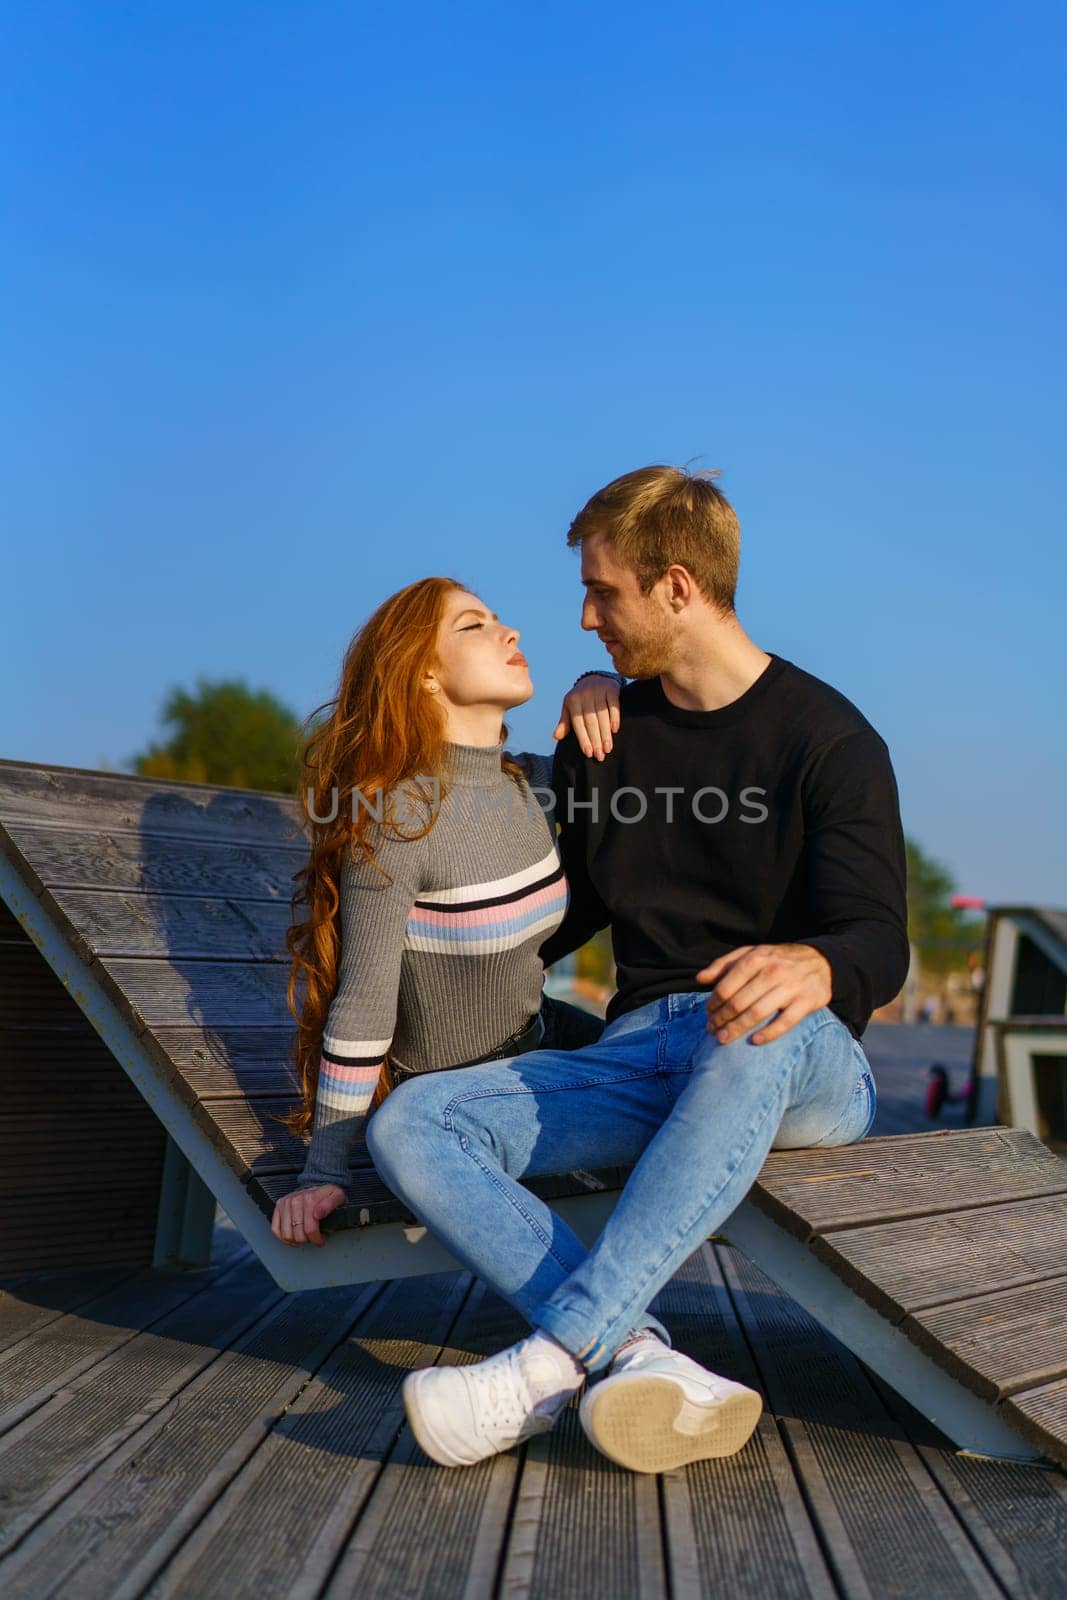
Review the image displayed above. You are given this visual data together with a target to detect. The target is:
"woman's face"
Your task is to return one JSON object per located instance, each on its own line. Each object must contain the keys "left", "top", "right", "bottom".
{"left": 428, "top": 589, "right": 533, "bottom": 712}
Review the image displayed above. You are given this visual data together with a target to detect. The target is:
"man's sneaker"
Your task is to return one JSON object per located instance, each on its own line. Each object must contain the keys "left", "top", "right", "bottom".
{"left": 611, "top": 1328, "right": 666, "bottom": 1363}
{"left": 579, "top": 1337, "right": 762, "bottom": 1473}
{"left": 403, "top": 1335, "right": 584, "bottom": 1468}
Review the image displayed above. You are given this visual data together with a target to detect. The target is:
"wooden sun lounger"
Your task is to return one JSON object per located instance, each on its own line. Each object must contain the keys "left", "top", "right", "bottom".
{"left": 3, "top": 757, "right": 1066, "bottom": 1470}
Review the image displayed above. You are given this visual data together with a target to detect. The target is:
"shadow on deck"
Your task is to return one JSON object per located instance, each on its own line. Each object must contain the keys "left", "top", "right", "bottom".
{"left": 1, "top": 1024, "right": 1065, "bottom": 1600}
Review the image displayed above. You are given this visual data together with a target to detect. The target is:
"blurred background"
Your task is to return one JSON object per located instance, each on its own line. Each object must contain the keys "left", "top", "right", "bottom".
{"left": 3, "top": 0, "right": 1064, "bottom": 1027}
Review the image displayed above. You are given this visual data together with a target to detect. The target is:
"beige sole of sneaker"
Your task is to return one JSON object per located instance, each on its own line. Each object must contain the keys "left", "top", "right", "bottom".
{"left": 581, "top": 1374, "right": 763, "bottom": 1473}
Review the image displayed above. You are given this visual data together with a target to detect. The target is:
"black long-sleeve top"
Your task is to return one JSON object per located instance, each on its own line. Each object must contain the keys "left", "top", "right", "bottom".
{"left": 539, "top": 654, "right": 910, "bottom": 1040}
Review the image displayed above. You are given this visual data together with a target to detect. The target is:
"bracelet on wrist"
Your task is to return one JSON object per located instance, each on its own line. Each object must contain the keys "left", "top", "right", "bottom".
{"left": 569, "top": 669, "right": 627, "bottom": 690}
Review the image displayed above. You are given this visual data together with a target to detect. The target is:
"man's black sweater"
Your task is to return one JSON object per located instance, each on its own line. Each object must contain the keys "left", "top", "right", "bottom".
{"left": 540, "top": 654, "right": 910, "bottom": 1040}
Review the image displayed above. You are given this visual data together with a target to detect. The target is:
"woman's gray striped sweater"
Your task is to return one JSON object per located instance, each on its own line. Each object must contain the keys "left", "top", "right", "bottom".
{"left": 295, "top": 740, "right": 565, "bottom": 1194}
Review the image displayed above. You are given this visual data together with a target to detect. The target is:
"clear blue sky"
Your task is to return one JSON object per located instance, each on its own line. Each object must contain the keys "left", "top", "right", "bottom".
{"left": 3, "top": 1, "right": 1064, "bottom": 904}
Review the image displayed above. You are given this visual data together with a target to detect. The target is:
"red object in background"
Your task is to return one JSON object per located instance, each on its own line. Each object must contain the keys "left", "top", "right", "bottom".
{"left": 951, "top": 894, "right": 986, "bottom": 909}
{"left": 926, "top": 1063, "right": 976, "bottom": 1119}
{"left": 926, "top": 1066, "right": 949, "bottom": 1117}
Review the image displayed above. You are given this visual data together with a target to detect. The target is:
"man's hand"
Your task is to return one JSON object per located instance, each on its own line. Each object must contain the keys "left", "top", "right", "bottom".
{"left": 552, "top": 674, "right": 622, "bottom": 761}
{"left": 695, "top": 943, "right": 833, "bottom": 1045}
{"left": 271, "top": 1183, "right": 347, "bottom": 1247}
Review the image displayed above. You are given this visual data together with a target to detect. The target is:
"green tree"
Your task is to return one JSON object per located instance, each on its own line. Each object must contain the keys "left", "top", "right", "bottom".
{"left": 575, "top": 926, "right": 615, "bottom": 989}
{"left": 906, "top": 836, "right": 984, "bottom": 979}
{"left": 129, "top": 676, "right": 306, "bottom": 792}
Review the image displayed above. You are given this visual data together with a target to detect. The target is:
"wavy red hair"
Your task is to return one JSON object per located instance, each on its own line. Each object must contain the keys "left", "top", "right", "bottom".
{"left": 277, "top": 576, "right": 526, "bottom": 1139}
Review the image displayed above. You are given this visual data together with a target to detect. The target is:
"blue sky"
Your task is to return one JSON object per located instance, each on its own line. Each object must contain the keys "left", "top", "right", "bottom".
{"left": 3, "top": 1, "right": 1064, "bottom": 903}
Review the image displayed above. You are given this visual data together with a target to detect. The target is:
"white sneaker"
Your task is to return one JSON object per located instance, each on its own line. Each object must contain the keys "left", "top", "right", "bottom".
{"left": 402, "top": 1336, "right": 584, "bottom": 1468}
{"left": 579, "top": 1337, "right": 763, "bottom": 1473}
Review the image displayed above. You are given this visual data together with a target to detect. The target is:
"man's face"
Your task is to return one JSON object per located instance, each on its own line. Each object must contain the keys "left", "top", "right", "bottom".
{"left": 579, "top": 532, "right": 675, "bottom": 680}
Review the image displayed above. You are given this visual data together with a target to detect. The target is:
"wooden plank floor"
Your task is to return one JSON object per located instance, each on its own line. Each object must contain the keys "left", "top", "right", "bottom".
{"left": 3, "top": 1024, "right": 1066, "bottom": 1600}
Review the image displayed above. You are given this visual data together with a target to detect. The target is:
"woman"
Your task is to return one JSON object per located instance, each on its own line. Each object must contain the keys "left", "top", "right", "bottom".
{"left": 272, "top": 575, "right": 624, "bottom": 1249}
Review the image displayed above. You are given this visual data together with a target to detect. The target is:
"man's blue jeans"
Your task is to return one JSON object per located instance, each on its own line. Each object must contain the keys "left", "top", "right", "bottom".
{"left": 365, "top": 991, "right": 877, "bottom": 1373}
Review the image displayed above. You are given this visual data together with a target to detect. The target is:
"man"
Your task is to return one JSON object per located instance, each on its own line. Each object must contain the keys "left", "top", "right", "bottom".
{"left": 365, "top": 464, "right": 909, "bottom": 1474}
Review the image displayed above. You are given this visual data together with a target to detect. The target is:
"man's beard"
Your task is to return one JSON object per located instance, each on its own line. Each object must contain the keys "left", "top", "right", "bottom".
{"left": 610, "top": 614, "right": 674, "bottom": 680}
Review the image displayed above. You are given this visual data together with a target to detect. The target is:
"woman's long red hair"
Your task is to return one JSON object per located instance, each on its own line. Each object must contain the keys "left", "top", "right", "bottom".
{"left": 278, "top": 576, "right": 525, "bottom": 1138}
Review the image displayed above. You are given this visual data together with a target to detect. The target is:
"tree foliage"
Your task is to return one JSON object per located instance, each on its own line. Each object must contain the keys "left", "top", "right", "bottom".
{"left": 130, "top": 676, "right": 307, "bottom": 793}
{"left": 575, "top": 926, "right": 615, "bottom": 989}
{"left": 906, "top": 836, "right": 984, "bottom": 978}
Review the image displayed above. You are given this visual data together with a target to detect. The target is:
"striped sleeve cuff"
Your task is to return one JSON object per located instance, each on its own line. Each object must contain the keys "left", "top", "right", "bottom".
{"left": 317, "top": 1035, "right": 390, "bottom": 1117}
{"left": 296, "top": 1042, "right": 388, "bottom": 1192}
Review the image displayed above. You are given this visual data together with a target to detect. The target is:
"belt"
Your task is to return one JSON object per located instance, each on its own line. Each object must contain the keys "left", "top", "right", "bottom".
{"left": 389, "top": 1010, "right": 545, "bottom": 1083}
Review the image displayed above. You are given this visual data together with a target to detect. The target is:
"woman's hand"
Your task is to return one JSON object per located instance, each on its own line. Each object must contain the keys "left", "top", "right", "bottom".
{"left": 271, "top": 1183, "right": 347, "bottom": 1247}
{"left": 553, "top": 674, "right": 622, "bottom": 761}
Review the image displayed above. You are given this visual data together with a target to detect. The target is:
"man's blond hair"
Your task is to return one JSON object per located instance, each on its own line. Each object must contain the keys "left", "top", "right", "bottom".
{"left": 566, "top": 465, "right": 740, "bottom": 612}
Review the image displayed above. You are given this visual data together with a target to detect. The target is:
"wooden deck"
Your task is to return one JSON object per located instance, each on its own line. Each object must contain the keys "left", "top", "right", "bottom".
{"left": 3, "top": 1024, "right": 1067, "bottom": 1599}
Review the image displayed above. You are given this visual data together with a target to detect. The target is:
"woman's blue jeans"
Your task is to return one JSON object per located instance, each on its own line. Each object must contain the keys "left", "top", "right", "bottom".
{"left": 365, "top": 991, "right": 877, "bottom": 1373}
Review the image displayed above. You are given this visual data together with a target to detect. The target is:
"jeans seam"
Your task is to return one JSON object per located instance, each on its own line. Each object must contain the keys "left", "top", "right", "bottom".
{"left": 565, "top": 1016, "right": 831, "bottom": 1358}
{"left": 440, "top": 1065, "right": 663, "bottom": 1129}
{"left": 859, "top": 1071, "right": 877, "bottom": 1139}
{"left": 577, "top": 1069, "right": 792, "bottom": 1358}
{"left": 815, "top": 1067, "right": 876, "bottom": 1148}
{"left": 456, "top": 1133, "right": 579, "bottom": 1274}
